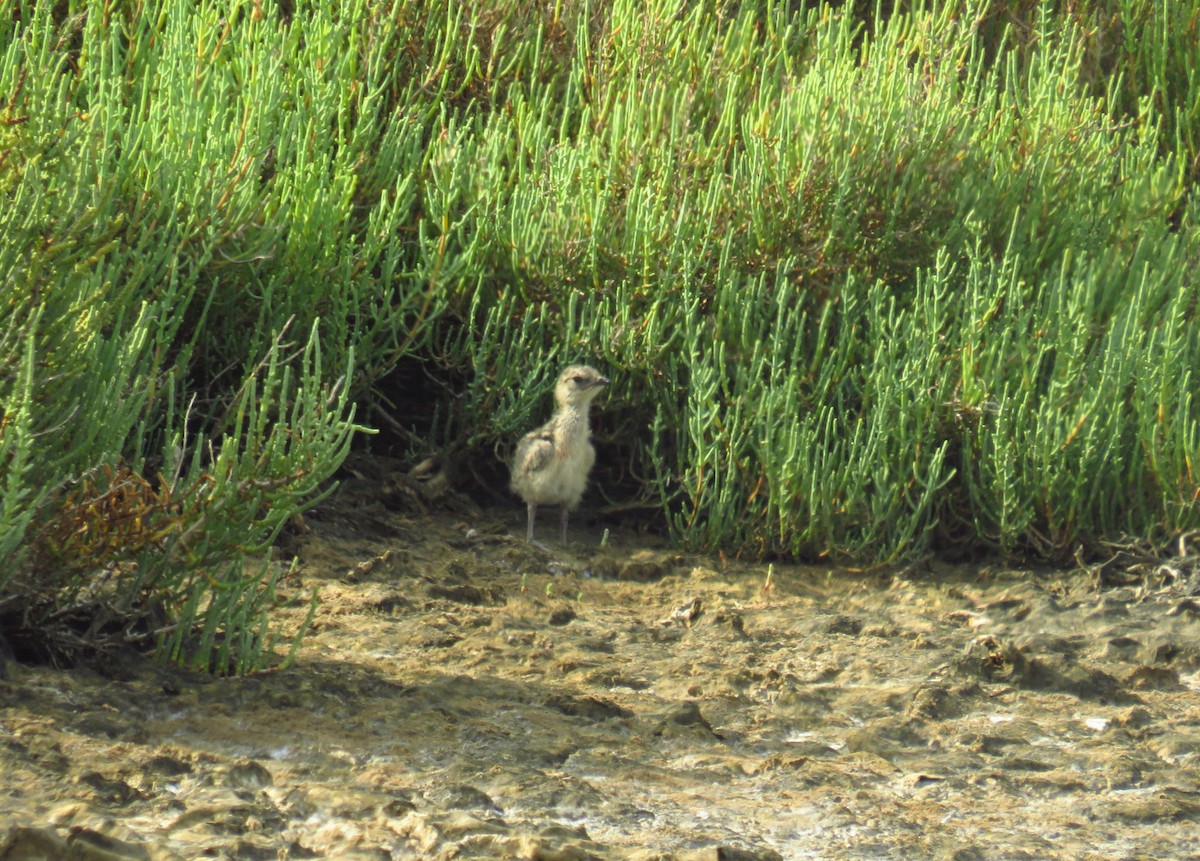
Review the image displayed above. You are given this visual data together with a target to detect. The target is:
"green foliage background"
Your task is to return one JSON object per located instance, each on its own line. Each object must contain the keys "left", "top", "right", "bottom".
{"left": 2, "top": 0, "right": 1198, "bottom": 670}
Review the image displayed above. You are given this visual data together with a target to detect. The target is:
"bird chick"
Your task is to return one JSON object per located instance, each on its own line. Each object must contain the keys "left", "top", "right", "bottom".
{"left": 510, "top": 365, "right": 609, "bottom": 545}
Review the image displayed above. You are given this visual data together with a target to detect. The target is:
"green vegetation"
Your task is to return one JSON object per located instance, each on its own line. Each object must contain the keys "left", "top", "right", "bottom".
{"left": 2, "top": 0, "right": 1198, "bottom": 670}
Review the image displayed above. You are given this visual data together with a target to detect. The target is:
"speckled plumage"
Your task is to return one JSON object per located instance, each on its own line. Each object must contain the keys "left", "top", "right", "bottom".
{"left": 510, "top": 365, "right": 609, "bottom": 544}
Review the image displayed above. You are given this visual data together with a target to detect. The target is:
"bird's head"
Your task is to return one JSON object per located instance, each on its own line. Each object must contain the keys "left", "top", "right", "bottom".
{"left": 555, "top": 365, "right": 609, "bottom": 407}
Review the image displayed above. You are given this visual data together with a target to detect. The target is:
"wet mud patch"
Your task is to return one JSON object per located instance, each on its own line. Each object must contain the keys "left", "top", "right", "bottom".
{"left": 3, "top": 466, "right": 1200, "bottom": 859}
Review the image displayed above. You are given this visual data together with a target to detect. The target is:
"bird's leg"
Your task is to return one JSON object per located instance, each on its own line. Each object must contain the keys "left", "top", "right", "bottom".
{"left": 526, "top": 501, "right": 537, "bottom": 543}
{"left": 560, "top": 506, "right": 570, "bottom": 545}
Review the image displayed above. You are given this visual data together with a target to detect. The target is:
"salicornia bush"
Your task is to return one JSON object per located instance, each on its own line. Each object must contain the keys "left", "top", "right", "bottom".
{"left": 428, "top": 0, "right": 1199, "bottom": 563}
{"left": 2, "top": 0, "right": 1199, "bottom": 673}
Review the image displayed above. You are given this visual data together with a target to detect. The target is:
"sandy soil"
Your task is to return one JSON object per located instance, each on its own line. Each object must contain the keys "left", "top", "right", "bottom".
{"left": 3, "top": 455, "right": 1200, "bottom": 860}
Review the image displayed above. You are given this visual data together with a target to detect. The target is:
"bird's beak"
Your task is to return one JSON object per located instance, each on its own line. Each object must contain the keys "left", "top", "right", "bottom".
{"left": 596, "top": 376, "right": 610, "bottom": 388}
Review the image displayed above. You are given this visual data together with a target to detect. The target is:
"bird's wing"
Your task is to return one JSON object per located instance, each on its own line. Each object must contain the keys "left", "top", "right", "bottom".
{"left": 515, "top": 430, "right": 555, "bottom": 476}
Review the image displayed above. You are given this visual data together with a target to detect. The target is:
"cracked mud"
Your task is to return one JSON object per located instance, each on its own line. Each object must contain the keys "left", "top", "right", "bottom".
{"left": 3, "top": 459, "right": 1200, "bottom": 860}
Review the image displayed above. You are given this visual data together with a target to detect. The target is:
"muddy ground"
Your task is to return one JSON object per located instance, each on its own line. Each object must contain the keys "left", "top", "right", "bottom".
{"left": 3, "top": 455, "right": 1200, "bottom": 860}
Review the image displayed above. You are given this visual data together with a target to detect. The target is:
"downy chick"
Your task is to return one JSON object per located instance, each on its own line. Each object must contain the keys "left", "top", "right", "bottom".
{"left": 510, "top": 365, "right": 609, "bottom": 544}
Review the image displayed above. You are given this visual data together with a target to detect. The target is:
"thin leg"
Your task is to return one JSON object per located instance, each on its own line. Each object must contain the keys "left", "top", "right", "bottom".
{"left": 560, "top": 506, "right": 570, "bottom": 545}
{"left": 526, "top": 501, "right": 537, "bottom": 543}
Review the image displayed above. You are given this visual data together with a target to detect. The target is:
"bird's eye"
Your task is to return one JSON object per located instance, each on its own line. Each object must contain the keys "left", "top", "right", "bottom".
{"left": 572, "top": 375, "right": 586, "bottom": 384}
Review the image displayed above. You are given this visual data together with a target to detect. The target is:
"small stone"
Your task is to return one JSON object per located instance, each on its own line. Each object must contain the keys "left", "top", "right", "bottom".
{"left": 1114, "top": 706, "right": 1153, "bottom": 728}
{"left": 586, "top": 556, "right": 620, "bottom": 579}
{"left": 145, "top": 754, "right": 192, "bottom": 777}
{"left": 906, "top": 772, "right": 946, "bottom": 787}
{"left": 548, "top": 606, "right": 576, "bottom": 626}
{"left": 431, "top": 785, "right": 498, "bottom": 812}
{"left": 226, "top": 760, "right": 273, "bottom": 790}
{"left": 78, "top": 772, "right": 145, "bottom": 805}
{"left": 618, "top": 552, "right": 671, "bottom": 582}
{"left": 427, "top": 583, "right": 496, "bottom": 605}
{"left": 653, "top": 702, "right": 717, "bottom": 739}
{"left": 545, "top": 694, "right": 631, "bottom": 722}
